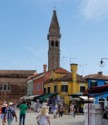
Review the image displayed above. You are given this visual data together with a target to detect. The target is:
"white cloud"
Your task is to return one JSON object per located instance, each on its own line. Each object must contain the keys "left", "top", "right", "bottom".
{"left": 79, "top": 0, "right": 108, "bottom": 20}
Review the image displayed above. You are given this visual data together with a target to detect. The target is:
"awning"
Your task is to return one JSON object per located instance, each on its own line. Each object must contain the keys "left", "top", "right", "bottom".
{"left": 84, "top": 85, "right": 108, "bottom": 95}
{"left": 69, "top": 97, "right": 81, "bottom": 101}
{"left": 88, "top": 85, "right": 108, "bottom": 94}
{"left": 69, "top": 92, "right": 83, "bottom": 97}
{"left": 24, "top": 95, "right": 39, "bottom": 100}
{"left": 20, "top": 95, "right": 28, "bottom": 100}
{"left": 79, "top": 96, "right": 94, "bottom": 101}
{"left": 39, "top": 93, "right": 57, "bottom": 100}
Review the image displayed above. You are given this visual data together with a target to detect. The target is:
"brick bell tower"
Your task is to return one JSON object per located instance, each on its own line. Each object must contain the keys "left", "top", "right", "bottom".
{"left": 47, "top": 9, "right": 61, "bottom": 71}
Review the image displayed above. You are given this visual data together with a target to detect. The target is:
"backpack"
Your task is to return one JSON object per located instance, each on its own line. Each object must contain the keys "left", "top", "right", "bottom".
{"left": 9, "top": 108, "right": 15, "bottom": 117}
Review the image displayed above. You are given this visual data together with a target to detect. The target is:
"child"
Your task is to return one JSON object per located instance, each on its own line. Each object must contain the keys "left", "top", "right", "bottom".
{"left": 36, "top": 106, "right": 50, "bottom": 125}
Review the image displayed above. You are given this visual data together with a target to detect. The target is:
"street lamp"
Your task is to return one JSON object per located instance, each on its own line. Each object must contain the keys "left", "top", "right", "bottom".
{"left": 100, "top": 58, "right": 108, "bottom": 67}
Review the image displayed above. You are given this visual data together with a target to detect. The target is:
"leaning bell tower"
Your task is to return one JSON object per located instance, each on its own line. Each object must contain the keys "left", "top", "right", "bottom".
{"left": 47, "top": 9, "right": 61, "bottom": 71}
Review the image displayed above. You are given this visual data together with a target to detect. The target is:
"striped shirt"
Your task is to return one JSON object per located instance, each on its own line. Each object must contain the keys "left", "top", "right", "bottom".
{"left": 5, "top": 106, "right": 15, "bottom": 120}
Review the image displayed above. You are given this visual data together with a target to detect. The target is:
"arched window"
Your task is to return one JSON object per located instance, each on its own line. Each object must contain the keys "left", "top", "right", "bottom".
{"left": 0, "top": 84, "right": 11, "bottom": 91}
{"left": 8, "top": 85, "right": 11, "bottom": 91}
{"left": 51, "top": 41, "right": 54, "bottom": 46}
{"left": 4, "top": 85, "right": 7, "bottom": 90}
{"left": 0, "top": 85, "right": 2, "bottom": 90}
{"left": 55, "top": 41, "right": 59, "bottom": 47}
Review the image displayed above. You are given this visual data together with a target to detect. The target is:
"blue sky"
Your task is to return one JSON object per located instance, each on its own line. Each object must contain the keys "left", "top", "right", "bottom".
{"left": 0, "top": 0, "right": 108, "bottom": 76}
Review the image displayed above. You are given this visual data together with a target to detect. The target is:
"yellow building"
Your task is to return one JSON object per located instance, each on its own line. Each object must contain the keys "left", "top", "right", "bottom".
{"left": 44, "top": 64, "right": 88, "bottom": 106}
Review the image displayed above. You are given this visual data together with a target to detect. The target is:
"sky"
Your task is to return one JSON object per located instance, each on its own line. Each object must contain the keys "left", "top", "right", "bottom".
{"left": 0, "top": 0, "right": 108, "bottom": 76}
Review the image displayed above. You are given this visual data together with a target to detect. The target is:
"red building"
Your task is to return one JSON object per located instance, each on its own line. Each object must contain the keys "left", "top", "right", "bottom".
{"left": 27, "top": 65, "right": 69, "bottom": 97}
{"left": 33, "top": 73, "right": 45, "bottom": 95}
{"left": 27, "top": 65, "right": 51, "bottom": 96}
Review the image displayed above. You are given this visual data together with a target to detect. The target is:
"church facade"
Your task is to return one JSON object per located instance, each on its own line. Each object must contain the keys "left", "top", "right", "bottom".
{"left": 0, "top": 70, "right": 35, "bottom": 104}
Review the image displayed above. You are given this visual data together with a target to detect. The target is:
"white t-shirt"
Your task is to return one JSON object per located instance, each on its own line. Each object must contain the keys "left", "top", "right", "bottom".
{"left": 39, "top": 114, "right": 49, "bottom": 125}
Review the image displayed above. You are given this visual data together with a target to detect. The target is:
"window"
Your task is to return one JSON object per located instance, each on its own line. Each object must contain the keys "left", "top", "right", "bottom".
{"left": 0, "top": 85, "right": 2, "bottom": 90}
{"left": 36, "top": 83, "right": 40, "bottom": 91}
{"left": 7, "top": 85, "right": 11, "bottom": 91}
{"left": 51, "top": 41, "right": 54, "bottom": 46}
{"left": 90, "top": 80, "right": 97, "bottom": 88}
{"left": 42, "top": 82, "right": 44, "bottom": 90}
{"left": 4, "top": 85, "right": 7, "bottom": 90}
{"left": 61, "top": 85, "right": 68, "bottom": 92}
{"left": 36, "top": 84, "right": 38, "bottom": 90}
{"left": 48, "top": 87, "right": 50, "bottom": 93}
{"left": 55, "top": 41, "right": 59, "bottom": 47}
{"left": 0, "top": 84, "right": 11, "bottom": 91}
{"left": 104, "top": 81, "right": 108, "bottom": 85}
{"left": 80, "top": 86, "right": 85, "bottom": 92}
{"left": 54, "top": 85, "right": 57, "bottom": 92}
{"left": 44, "top": 88, "right": 46, "bottom": 94}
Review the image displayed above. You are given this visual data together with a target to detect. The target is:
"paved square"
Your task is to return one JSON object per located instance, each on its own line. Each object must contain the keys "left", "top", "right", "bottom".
{"left": 0, "top": 109, "right": 84, "bottom": 125}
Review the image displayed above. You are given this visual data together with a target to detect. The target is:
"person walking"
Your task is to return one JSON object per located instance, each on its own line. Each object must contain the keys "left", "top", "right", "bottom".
{"left": 36, "top": 106, "right": 50, "bottom": 125}
{"left": 70, "top": 103, "right": 75, "bottom": 117}
{"left": 52, "top": 104, "right": 58, "bottom": 118}
{"left": 19, "top": 101, "right": 28, "bottom": 125}
{"left": 4, "top": 102, "right": 17, "bottom": 125}
{"left": 1, "top": 103, "right": 7, "bottom": 125}
{"left": 58, "top": 104, "right": 64, "bottom": 117}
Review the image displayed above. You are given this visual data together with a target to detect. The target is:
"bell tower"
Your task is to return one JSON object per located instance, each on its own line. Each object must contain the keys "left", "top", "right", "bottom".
{"left": 47, "top": 10, "right": 61, "bottom": 71}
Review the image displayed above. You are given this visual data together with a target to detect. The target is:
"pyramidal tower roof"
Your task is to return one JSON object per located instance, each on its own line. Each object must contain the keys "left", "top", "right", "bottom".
{"left": 49, "top": 9, "right": 60, "bottom": 29}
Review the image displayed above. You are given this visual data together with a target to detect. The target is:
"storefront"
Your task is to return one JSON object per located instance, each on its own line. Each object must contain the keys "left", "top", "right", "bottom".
{"left": 69, "top": 93, "right": 94, "bottom": 114}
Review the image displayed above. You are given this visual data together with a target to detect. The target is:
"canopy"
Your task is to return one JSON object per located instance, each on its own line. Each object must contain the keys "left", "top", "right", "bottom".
{"left": 79, "top": 96, "right": 94, "bottom": 101}
{"left": 39, "top": 93, "right": 57, "bottom": 100}
{"left": 69, "top": 97, "right": 81, "bottom": 101}
{"left": 88, "top": 85, "right": 108, "bottom": 94}
{"left": 69, "top": 92, "right": 83, "bottom": 97}
{"left": 24, "top": 95, "right": 39, "bottom": 100}
{"left": 69, "top": 93, "right": 83, "bottom": 101}
{"left": 20, "top": 95, "right": 28, "bottom": 100}
{"left": 84, "top": 85, "right": 108, "bottom": 95}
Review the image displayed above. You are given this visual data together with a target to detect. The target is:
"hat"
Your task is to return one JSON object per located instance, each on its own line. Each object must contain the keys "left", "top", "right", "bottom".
{"left": 55, "top": 105, "right": 58, "bottom": 107}
{"left": 2, "top": 103, "right": 7, "bottom": 107}
{"left": 9, "top": 102, "right": 13, "bottom": 105}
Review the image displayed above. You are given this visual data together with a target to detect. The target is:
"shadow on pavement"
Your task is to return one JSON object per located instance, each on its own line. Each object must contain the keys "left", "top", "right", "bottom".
{"left": 67, "top": 121, "right": 84, "bottom": 125}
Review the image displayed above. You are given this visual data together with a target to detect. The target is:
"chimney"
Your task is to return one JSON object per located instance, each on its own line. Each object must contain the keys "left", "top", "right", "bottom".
{"left": 98, "top": 71, "right": 102, "bottom": 75}
{"left": 33, "top": 70, "right": 37, "bottom": 75}
{"left": 43, "top": 64, "right": 47, "bottom": 72}
{"left": 70, "top": 63, "right": 78, "bottom": 82}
